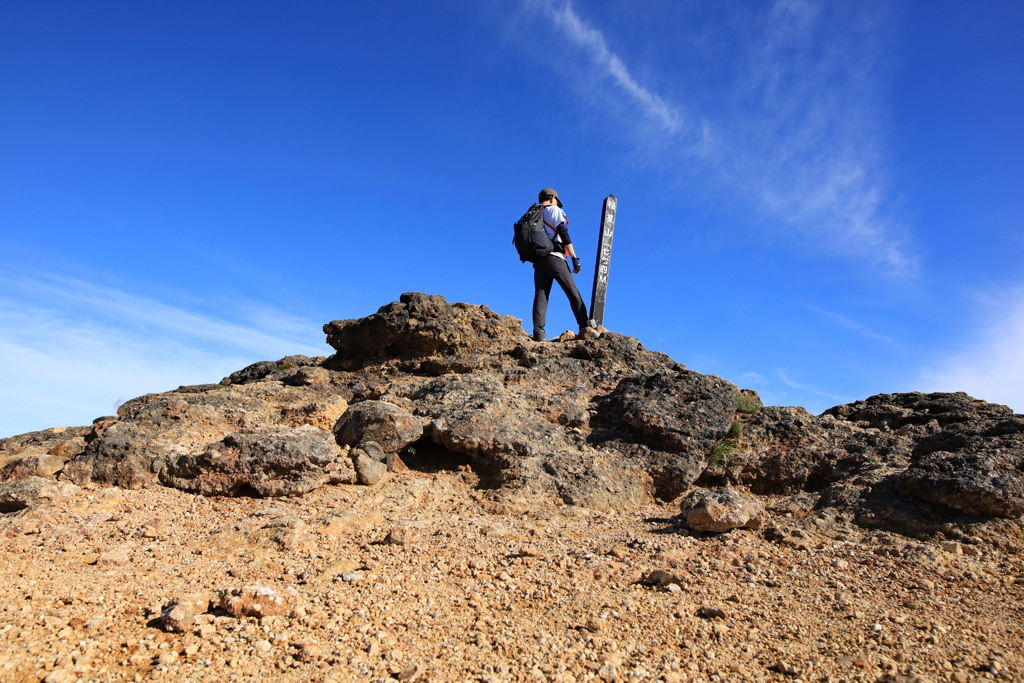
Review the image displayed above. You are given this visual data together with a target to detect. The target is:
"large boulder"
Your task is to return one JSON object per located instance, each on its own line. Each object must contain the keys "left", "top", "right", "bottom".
{"left": 679, "top": 487, "right": 766, "bottom": 533}
{"left": 323, "top": 293, "right": 527, "bottom": 370}
{"left": 334, "top": 400, "right": 423, "bottom": 452}
{"left": 0, "top": 453, "right": 69, "bottom": 482}
{"left": 220, "top": 355, "right": 325, "bottom": 386}
{"left": 0, "top": 426, "right": 89, "bottom": 474}
{"left": 895, "top": 450, "right": 1024, "bottom": 518}
{"left": 592, "top": 368, "right": 738, "bottom": 499}
{"left": 0, "top": 477, "right": 79, "bottom": 512}
{"left": 697, "top": 405, "right": 912, "bottom": 494}
{"left": 701, "top": 391, "right": 1024, "bottom": 533}
{"left": 63, "top": 426, "right": 165, "bottom": 489}
{"left": 832, "top": 392, "right": 1024, "bottom": 518}
{"left": 159, "top": 425, "right": 355, "bottom": 496}
{"left": 62, "top": 369, "right": 351, "bottom": 492}
{"left": 380, "top": 335, "right": 742, "bottom": 507}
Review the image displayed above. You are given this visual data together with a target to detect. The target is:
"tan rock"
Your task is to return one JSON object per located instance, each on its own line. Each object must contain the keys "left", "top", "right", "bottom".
{"left": 95, "top": 544, "right": 131, "bottom": 566}
{"left": 0, "top": 477, "right": 78, "bottom": 512}
{"left": 0, "top": 454, "right": 69, "bottom": 481}
{"left": 642, "top": 569, "right": 686, "bottom": 586}
{"left": 220, "top": 585, "right": 301, "bottom": 619}
{"left": 385, "top": 526, "right": 413, "bottom": 545}
{"left": 679, "top": 487, "right": 766, "bottom": 533}
{"left": 161, "top": 593, "right": 210, "bottom": 633}
{"left": 319, "top": 510, "right": 386, "bottom": 538}
{"left": 354, "top": 452, "right": 388, "bottom": 486}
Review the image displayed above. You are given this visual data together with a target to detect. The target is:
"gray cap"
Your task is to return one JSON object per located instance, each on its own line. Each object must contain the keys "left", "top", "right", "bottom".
{"left": 539, "top": 188, "right": 563, "bottom": 208}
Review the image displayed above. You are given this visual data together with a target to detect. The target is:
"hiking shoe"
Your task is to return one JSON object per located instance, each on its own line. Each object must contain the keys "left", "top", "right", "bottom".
{"left": 532, "top": 329, "right": 545, "bottom": 342}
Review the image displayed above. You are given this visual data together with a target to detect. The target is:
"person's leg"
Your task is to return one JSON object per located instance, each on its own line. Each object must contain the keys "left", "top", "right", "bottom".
{"left": 550, "top": 258, "right": 589, "bottom": 329}
{"left": 532, "top": 260, "right": 555, "bottom": 341}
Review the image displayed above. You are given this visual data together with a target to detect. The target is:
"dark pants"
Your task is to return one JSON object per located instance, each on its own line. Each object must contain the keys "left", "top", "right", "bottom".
{"left": 533, "top": 254, "right": 589, "bottom": 335}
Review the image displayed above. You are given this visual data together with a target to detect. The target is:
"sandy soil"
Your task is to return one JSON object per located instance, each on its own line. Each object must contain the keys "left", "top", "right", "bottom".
{"left": 2, "top": 467, "right": 1022, "bottom": 682}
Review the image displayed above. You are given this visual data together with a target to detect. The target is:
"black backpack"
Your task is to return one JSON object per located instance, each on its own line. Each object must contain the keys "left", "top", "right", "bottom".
{"left": 512, "top": 204, "right": 555, "bottom": 263}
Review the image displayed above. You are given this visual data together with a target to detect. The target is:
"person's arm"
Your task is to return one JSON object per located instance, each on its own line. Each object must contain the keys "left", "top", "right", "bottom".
{"left": 555, "top": 223, "right": 583, "bottom": 273}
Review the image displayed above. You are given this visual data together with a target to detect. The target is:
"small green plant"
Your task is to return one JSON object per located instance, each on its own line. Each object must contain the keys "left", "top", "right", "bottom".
{"left": 736, "top": 394, "right": 759, "bottom": 414}
{"left": 709, "top": 420, "right": 743, "bottom": 469}
{"left": 277, "top": 361, "right": 294, "bottom": 370}
{"left": 709, "top": 440, "right": 736, "bottom": 469}
{"left": 406, "top": 445, "right": 417, "bottom": 456}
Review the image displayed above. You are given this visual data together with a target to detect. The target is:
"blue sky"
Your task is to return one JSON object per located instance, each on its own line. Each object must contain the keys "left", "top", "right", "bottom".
{"left": 2, "top": 0, "right": 1023, "bottom": 438}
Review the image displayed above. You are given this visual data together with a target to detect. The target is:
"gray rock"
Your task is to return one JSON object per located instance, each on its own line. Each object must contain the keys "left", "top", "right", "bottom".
{"left": 286, "top": 366, "right": 332, "bottom": 386}
{"left": 64, "top": 425, "right": 166, "bottom": 489}
{"left": 697, "top": 405, "right": 907, "bottom": 495}
{"left": 334, "top": 400, "right": 423, "bottom": 452}
{"left": 36, "top": 294, "right": 747, "bottom": 510}
{"left": 221, "top": 355, "right": 323, "bottom": 386}
{"left": 62, "top": 376, "right": 353, "bottom": 491}
{"left": 895, "top": 449, "right": 1024, "bottom": 518}
{"left": 592, "top": 368, "right": 738, "bottom": 499}
{"left": 354, "top": 441, "right": 387, "bottom": 462}
{"left": 353, "top": 452, "right": 388, "bottom": 486}
{"left": 823, "top": 393, "right": 1024, "bottom": 516}
{"left": 701, "top": 391, "right": 1024, "bottom": 533}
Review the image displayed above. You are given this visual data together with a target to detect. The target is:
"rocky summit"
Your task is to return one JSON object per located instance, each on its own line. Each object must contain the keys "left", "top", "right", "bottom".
{"left": 1, "top": 292, "right": 1022, "bottom": 682}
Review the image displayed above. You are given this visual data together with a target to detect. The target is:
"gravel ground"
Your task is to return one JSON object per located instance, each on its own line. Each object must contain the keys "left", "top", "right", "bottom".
{"left": 2, "top": 469, "right": 1022, "bottom": 682}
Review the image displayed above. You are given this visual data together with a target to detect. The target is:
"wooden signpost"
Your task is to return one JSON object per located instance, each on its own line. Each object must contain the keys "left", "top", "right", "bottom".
{"left": 589, "top": 194, "right": 617, "bottom": 328}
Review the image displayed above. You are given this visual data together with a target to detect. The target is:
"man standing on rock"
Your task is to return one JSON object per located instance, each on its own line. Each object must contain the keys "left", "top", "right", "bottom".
{"left": 531, "top": 188, "right": 595, "bottom": 342}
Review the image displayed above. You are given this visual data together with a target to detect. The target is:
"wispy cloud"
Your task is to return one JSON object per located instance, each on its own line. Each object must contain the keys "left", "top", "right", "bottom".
{"left": 539, "top": 1, "right": 682, "bottom": 135}
{"left": 523, "top": 0, "right": 913, "bottom": 272}
{"left": 920, "top": 286, "right": 1024, "bottom": 413}
{"left": 735, "top": 368, "right": 847, "bottom": 415}
{"left": 0, "top": 270, "right": 326, "bottom": 437}
{"left": 4, "top": 272, "right": 318, "bottom": 358}
{"left": 805, "top": 305, "right": 903, "bottom": 349}
{"left": 728, "top": 0, "right": 914, "bottom": 272}
{"left": 777, "top": 369, "right": 847, "bottom": 403}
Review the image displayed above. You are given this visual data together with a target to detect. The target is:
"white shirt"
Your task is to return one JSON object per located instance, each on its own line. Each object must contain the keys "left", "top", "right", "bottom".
{"left": 542, "top": 206, "right": 568, "bottom": 258}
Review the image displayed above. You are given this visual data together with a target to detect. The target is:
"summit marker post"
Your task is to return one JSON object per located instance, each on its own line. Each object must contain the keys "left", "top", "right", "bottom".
{"left": 589, "top": 194, "right": 617, "bottom": 328}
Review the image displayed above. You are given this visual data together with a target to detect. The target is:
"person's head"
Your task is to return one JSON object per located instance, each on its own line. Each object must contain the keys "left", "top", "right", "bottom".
{"left": 538, "top": 188, "right": 563, "bottom": 208}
